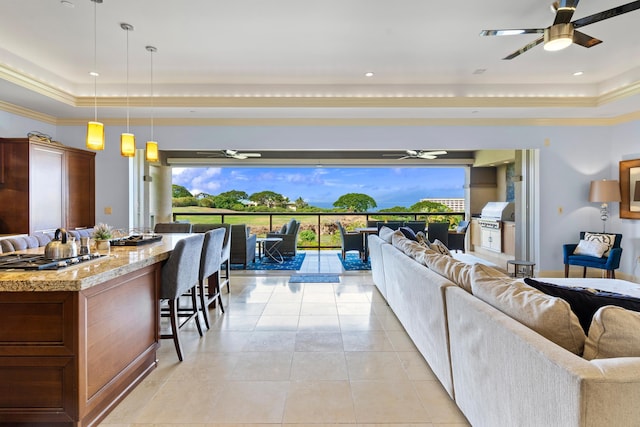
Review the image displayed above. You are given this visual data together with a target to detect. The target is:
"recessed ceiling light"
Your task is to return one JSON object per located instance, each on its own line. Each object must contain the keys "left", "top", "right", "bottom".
{"left": 364, "top": 72, "right": 374, "bottom": 77}
{"left": 472, "top": 69, "right": 486, "bottom": 75}
{"left": 60, "top": 0, "right": 75, "bottom": 8}
{"left": 89, "top": 71, "right": 99, "bottom": 77}
{"left": 573, "top": 71, "right": 584, "bottom": 76}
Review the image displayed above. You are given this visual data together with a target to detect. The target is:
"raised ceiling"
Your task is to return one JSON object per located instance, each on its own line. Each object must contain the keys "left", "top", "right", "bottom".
{"left": 1, "top": 0, "right": 640, "bottom": 122}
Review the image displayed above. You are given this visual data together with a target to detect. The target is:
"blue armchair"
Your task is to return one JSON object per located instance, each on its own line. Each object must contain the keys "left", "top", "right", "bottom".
{"left": 563, "top": 232, "right": 622, "bottom": 279}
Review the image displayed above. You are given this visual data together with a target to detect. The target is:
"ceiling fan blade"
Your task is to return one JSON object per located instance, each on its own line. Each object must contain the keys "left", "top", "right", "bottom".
{"left": 406, "top": 149, "right": 418, "bottom": 156}
{"left": 553, "top": 0, "right": 580, "bottom": 25}
{"left": 572, "top": 30, "right": 602, "bottom": 48}
{"left": 480, "top": 28, "right": 544, "bottom": 36}
{"left": 422, "top": 150, "right": 447, "bottom": 156}
{"left": 502, "top": 36, "right": 544, "bottom": 60}
{"left": 417, "top": 155, "right": 437, "bottom": 159}
{"left": 242, "top": 153, "right": 262, "bottom": 158}
{"left": 573, "top": 0, "right": 640, "bottom": 28}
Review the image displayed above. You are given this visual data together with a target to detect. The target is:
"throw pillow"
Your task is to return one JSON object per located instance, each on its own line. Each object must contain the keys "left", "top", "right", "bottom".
{"left": 524, "top": 278, "right": 640, "bottom": 334}
{"left": 573, "top": 239, "right": 609, "bottom": 258}
{"left": 399, "top": 226, "right": 418, "bottom": 241}
{"left": 421, "top": 252, "right": 475, "bottom": 293}
{"left": 583, "top": 306, "right": 640, "bottom": 360}
{"left": 415, "top": 231, "right": 429, "bottom": 247}
{"left": 392, "top": 231, "right": 429, "bottom": 259}
{"left": 430, "top": 239, "right": 451, "bottom": 256}
{"left": 378, "top": 226, "right": 395, "bottom": 243}
{"left": 583, "top": 232, "right": 617, "bottom": 257}
{"left": 472, "top": 264, "right": 586, "bottom": 355}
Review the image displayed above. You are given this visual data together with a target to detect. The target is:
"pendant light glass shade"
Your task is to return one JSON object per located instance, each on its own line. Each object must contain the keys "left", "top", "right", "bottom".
{"left": 145, "top": 141, "right": 159, "bottom": 162}
{"left": 120, "top": 133, "right": 136, "bottom": 156}
{"left": 86, "top": 0, "right": 104, "bottom": 151}
{"left": 86, "top": 121, "right": 104, "bottom": 150}
{"left": 120, "top": 22, "right": 135, "bottom": 157}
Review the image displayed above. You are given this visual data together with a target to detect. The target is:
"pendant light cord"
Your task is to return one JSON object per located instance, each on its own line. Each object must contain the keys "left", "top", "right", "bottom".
{"left": 150, "top": 47, "right": 154, "bottom": 141}
{"left": 125, "top": 26, "right": 130, "bottom": 133}
{"left": 93, "top": 0, "right": 97, "bottom": 121}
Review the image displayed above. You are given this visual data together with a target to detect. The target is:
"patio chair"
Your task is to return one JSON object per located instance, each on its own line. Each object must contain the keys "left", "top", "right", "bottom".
{"left": 427, "top": 222, "right": 449, "bottom": 246}
{"left": 448, "top": 220, "right": 469, "bottom": 253}
{"left": 337, "top": 221, "right": 365, "bottom": 260}
{"left": 266, "top": 218, "right": 300, "bottom": 257}
{"left": 230, "top": 224, "right": 257, "bottom": 268}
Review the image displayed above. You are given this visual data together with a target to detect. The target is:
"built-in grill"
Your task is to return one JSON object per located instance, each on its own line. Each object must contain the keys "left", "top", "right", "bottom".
{"left": 478, "top": 202, "right": 515, "bottom": 252}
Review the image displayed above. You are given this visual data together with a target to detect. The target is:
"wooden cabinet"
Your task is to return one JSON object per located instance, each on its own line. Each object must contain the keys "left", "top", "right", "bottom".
{"left": 470, "top": 219, "right": 482, "bottom": 250}
{"left": 503, "top": 221, "right": 516, "bottom": 256}
{"left": 0, "top": 138, "right": 95, "bottom": 234}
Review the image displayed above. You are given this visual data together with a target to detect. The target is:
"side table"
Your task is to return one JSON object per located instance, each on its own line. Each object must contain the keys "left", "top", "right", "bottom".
{"left": 256, "top": 237, "right": 284, "bottom": 263}
{"left": 507, "top": 260, "right": 535, "bottom": 278}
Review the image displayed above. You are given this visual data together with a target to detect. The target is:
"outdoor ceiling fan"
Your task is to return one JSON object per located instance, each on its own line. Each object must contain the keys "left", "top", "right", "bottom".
{"left": 384, "top": 150, "right": 448, "bottom": 160}
{"left": 220, "top": 149, "right": 261, "bottom": 159}
{"left": 480, "top": 0, "right": 640, "bottom": 59}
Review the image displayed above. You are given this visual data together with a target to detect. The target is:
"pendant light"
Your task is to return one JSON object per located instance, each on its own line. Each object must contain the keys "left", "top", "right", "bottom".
{"left": 145, "top": 45, "right": 159, "bottom": 162}
{"left": 86, "top": 0, "right": 104, "bottom": 151}
{"left": 120, "top": 22, "right": 136, "bottom": 157}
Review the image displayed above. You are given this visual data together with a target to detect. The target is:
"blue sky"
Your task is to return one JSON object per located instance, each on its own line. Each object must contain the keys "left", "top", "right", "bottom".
{"left": 172, "top": 167, "right": 465, "bottom": 209}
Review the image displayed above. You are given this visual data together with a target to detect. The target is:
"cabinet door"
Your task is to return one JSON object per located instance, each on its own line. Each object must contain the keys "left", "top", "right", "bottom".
{"left": 30, "top": 144, "right": 65, "bottom": 233}
{"left": 66, "top": 149, "right": 95, "bottom": 230}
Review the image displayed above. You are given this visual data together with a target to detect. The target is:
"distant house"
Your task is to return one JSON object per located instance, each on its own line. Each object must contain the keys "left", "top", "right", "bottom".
{"left": 240, "top": 199, "right": 258, "bottom": 207}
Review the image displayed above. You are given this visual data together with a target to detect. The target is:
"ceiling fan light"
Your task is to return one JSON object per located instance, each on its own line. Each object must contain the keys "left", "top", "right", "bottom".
{"left": 86, "top": 121, "right": 104, "bottom": 150}
{"left": 544, "top": 24, "right": 574, "bottom": 51}
{"left": 145, "top": 141, "right": 159, "bottom": 162}
{"left": 120, "top": 133, "right": 136, "bottom": 157}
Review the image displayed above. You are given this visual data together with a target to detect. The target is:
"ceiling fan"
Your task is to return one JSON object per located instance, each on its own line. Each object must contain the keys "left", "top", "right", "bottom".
{"left": 384, "top": 150, "right": 448, "bottom": 160}
{"left": 194, "top": 149, "right": 261, "bottom": 159}
{"left": 480, "top": 0, "right": 640, "bottom": 59}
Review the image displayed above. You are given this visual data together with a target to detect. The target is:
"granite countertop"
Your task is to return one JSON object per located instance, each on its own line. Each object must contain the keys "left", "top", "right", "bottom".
{"left": 0, "top": 233, "right": 191, "bottom": 292}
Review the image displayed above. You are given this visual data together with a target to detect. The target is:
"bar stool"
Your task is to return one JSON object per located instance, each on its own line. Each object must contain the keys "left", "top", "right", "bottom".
{"left": 192, "top": 223, "right": 231, "bottom": 293}
{"left": 160, "top": 233, "right": 204, "bottom": 361}
{"left": 198, "top": 228, "right": 226, "bottom": 329}
{"left": 155, "top": 222, "right": 193, "bottom": 233}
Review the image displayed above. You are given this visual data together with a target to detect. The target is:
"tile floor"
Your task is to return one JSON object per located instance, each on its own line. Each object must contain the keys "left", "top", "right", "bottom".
{"left": 99, "top": 251, "right": 470, "bottom": 427}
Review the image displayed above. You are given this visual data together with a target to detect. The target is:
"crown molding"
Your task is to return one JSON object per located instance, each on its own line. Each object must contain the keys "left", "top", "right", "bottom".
{"left": 0, "top": 100, "right": 57, "bottom": 124}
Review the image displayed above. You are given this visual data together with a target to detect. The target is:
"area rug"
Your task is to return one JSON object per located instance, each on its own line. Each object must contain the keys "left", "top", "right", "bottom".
{"left": 289, "top": 273, "right": 341, "bottom": 283}
{"left": 231, "top": 253, "right": 306, "bottom": 271}
{"left": 337, "top": 253, "right": 371, "bottom": 271}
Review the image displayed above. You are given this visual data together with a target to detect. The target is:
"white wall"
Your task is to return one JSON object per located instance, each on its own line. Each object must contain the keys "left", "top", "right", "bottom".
{"left": 3, "top": 111, "right": 637, "bottom": 277}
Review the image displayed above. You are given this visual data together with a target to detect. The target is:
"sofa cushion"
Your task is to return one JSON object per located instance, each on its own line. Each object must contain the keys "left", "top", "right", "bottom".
{"left": 583, "top": 306, "right": 640, "bottom": 360}
{"left": 583, "top": 232, "right": 617, "bottom": 257}
{"left": 378, "top": 226, "right": 395, "bottom": 243}
{"left": 421, "top": 252, "right": 474, "bottom": 293}
{"left": 573, "top": 239, "right": 608, "bottom": 258}
{"left": 429, "top": 239, "right": 451, "bottom": 256}
{"left": 392, "top": 231, "right": 432, "bottom": 260}
{"left": 399, "top": 226, "right": 418, "bottom": 241}
{"left": 524, "top": 278, "right": 640, "bottom": 334}
{"left": 471, "top": 264, "right": 586, "bottom": 355}
{"left": 415, "top": 231, "right": 429, "bottom": 247}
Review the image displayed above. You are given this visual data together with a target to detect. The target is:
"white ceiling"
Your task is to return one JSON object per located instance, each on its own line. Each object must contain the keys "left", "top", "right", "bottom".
{"left": 1, "top": 0, "right": 640, "bottom": 120}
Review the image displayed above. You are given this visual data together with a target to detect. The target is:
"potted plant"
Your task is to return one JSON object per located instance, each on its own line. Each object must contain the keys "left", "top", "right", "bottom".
{"left": 93, "top": 223, "right": 113, "bottom": 251}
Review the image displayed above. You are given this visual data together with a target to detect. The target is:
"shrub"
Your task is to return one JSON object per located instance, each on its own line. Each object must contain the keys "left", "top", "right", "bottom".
{"left": 299, "top": 229, "right": 316, "bottom": 242}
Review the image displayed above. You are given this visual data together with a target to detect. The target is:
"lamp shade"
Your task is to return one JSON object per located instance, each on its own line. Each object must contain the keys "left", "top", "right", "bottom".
{"left": 86, "top": 121, "right": 104, "bottom": 150}
{"left": 589, "top": 179, "right": 621, "bottom": 203}
{"left": 145, "top": 141, "right": 158, "bottom": 162}
{"left": 120, "top": 133, "right": 136, "bottom": 157}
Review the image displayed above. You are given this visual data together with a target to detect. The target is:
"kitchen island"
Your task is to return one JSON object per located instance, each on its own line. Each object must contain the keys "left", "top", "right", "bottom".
{"left": 0, "top": 233, "right": 189, "bottom": 427}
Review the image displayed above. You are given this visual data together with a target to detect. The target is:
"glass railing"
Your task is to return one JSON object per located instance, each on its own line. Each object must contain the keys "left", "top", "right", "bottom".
{"left": 172, "top": 211, "right": 464, "bottom": 250}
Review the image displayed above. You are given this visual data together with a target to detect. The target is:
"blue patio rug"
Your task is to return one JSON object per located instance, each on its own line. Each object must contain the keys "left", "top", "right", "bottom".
{"left": 289, "top": 273, "right": 341, "bottom": 283}
{"left": 231, "top": 253, "right": 306, "bottom": 271}
{"left": 338, "top": 253, "right": 371, "bottom": 271}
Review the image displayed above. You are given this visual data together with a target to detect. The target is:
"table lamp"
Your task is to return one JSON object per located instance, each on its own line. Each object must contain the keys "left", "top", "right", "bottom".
{"left": 589, "top": 179, "right": 621, "bottom": 232}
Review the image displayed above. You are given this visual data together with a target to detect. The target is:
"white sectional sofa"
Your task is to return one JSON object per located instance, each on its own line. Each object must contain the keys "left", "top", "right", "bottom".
{"left": 368, "top": 230, "right": 640, "bottom": 427}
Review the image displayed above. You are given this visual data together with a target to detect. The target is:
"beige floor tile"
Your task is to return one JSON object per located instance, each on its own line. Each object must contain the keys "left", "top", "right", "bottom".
{"left": 295, "top": 332, "right": 343, "bottom": 352}
{"left": 230, "top": 351, "right": 293, "bottom": 380}
{"left": 386, "top": 330, "right": 419, "bottom": 351}
{"left": 262, "top": 302, "right": 302, "bottom": 316}
{"left": 335, "top": 292, "right": 372, "bottom": 303}
{"left": 339, "top": 315, "right": 384, "bottom": 331}
{"left": 413, "top": 380, "right": 470, "bottom": 425}
{"left": 351, "top": 380, "right": 431, "bottom": 424}
{"left": 133, "top": 380, "right": 225, "bottom": 424}
{"left": 243, "top": 330, "right": 297, "bottom": 351}
{"left": 100, "top": 380, "right": 164, "bottom": 424}
{"left": 345, "top": 351, "right": 409, "bottom": 381}
{"left": 211, "top": 315, "right": 260, "bottom": 331}
{"left": 300, "top": 302, "right": 338, "bottom": 316}
{"left": 342, "top": 331, "right": 395, "bottom": 351}
{"left": 165, "top": 352, "right": 238, "bottom": 382}
{"left": 283, "top": 381, "right": 356, "bottom": 423}
{"left": 197, "top": 330, "right": 253, "bottom": 352}
{"left": 291, "top": 351, "right": 349, "bottom": 380}
{"left": 224, "top": 302, "right": 267, "bottom": 316}
{"left": 396, "top": 352, "right": 438, "bottom": 381}
{"left": 211, "top": 380, "right": 289, "bottom": 423}
{"left": 255, "top": 315, "right": 300, "bottom": 331}
{"left": 297, "top": 315, "right": 340, "bottom": 332}
{"left": 337, "top": 302, "right": 376, "bottom": 316}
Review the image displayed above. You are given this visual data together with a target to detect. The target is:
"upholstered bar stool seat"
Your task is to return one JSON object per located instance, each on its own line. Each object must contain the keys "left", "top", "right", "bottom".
{"left": 155, "top": 222, "right": 193, "bottom": 233}
{"left": 160, "top": 233, "right": 204, "bottom": 361}
{"left": 198, "top": 228, "right": 226, "bottom": 329}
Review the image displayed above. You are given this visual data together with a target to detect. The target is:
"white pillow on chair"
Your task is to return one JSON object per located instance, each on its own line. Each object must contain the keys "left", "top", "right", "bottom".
{"left": 573, "top": 239, "right": 609, "bottom": 258}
